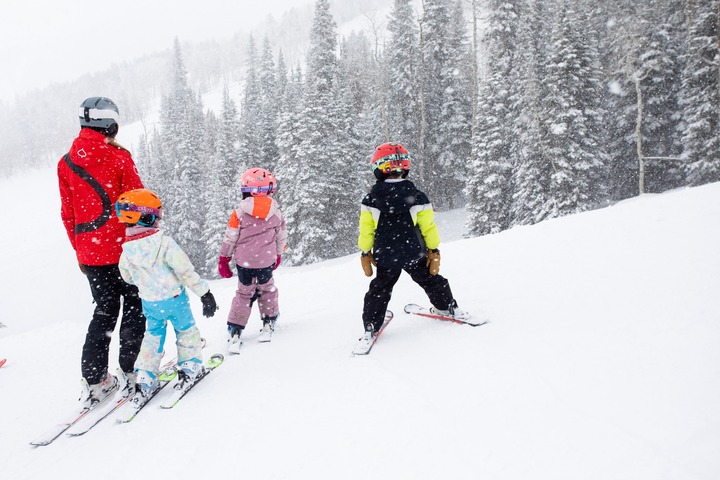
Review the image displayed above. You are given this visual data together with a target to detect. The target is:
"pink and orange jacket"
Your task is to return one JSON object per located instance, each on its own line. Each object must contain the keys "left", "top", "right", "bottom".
{"left": 219, "top": 196, "right": 287, "bottom": 269}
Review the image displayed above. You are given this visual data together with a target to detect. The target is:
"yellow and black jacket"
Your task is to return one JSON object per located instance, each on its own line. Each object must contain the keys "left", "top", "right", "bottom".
{"left": 358, "top": 179, "right": 440, "bottom": 268}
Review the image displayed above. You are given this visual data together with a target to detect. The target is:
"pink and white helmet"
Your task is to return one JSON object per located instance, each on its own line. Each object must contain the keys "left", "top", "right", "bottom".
{"left": 241, "top": 168, "right": 277, "bottom": 196}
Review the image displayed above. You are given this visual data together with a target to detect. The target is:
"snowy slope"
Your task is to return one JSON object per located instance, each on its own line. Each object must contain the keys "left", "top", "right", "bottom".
{"left": 1, "top": 169, "right": 719, "bottom": 480}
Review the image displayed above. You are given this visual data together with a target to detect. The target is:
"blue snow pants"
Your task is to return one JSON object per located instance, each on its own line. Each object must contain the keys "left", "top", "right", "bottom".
{"left": 134, "top": 289, "right": 203, "bottom": 378}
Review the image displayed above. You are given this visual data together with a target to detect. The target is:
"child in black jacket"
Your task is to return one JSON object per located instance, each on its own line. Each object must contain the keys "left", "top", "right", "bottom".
{"left": 357, "top": 143, "right": 470, "bottom": 344}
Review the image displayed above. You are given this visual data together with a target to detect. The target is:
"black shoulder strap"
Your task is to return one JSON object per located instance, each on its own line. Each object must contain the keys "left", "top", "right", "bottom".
{"left": 63, "top": 153, "right": 112, "bottom": 234}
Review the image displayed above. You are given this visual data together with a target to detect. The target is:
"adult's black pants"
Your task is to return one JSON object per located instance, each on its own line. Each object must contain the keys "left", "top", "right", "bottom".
{"left": 81, "top": 264, "right": 145, "bottom": 384}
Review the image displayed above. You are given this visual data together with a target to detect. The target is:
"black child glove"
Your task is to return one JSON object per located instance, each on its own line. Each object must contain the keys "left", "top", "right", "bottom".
{"left": 201, "top": 291, "right": 218, "bottom": 318}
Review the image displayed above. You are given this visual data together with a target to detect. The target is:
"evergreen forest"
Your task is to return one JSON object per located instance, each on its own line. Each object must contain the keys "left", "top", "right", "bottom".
{"left": 2, "top": 0, "right": 718, "bottom": 275}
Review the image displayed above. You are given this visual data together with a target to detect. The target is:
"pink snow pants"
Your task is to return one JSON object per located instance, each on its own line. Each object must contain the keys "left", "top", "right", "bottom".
{"left": 227, "top": 269, "right": 279, "bottom": 327}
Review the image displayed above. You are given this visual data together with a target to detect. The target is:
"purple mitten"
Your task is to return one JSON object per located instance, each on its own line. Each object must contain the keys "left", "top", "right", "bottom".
{"left": 218, "top": 256, "right": 233, "bottom": 278}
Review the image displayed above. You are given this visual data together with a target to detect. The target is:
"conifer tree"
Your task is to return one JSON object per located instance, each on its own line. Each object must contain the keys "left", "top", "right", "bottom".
{"left": 171, "top": 90, "right": 207, "bottom": 269}
{"left": 419, "top": 0, "right": 452, "bottom": 201}
{"left": 275, "top": 64, "right": 305, "bottom": 264}
{"left": 419, "top": 0, "right": 472, "bottom": 208}
{"left": 541, "top": 1, "right": 607, "bottom": 217}
{"left": 681, "top": 0, "right": 720, "bottom": 186}
{"left": 464, "top": 0, "right": 519, "bottom": 236}
{"left": 437, "top": 0, "right": 473, "bottom": 207}
{"left": 258, "top": 37, "right": 280, "bottom": 172}
{"left": 635, "top": 1, "right": 686, "bottom": 193}
{"left": 289, "top": 0, "right": 356, "bottom": 264}
{"left": 217, "top": 84, "right": 242, "bottom": 212}
{"left": 602, "top": 0, "right": 686, "bottom": 198}
{"left": 386, "top": 0, "right": 421, "bottom": 154}
{"left": 156, "top": 38, "right": 194, "bottom": 238}
{"left": 240, "top": 36, "right": 262, "bottom": 169}
{"left": 510, "top": 0, "right": 555, "bottom": 226}
{"left": 202, "top": 89, "right": 241, "bottom": 276}
{"left": 150, "top": 39, "right": 209, "bottom": 268}
{"left": 200, "top": 111, "right": 225, "bottom": 276}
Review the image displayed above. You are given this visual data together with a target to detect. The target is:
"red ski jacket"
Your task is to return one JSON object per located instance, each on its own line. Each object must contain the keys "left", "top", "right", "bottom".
{"left": 58, "top": 128, "right": 144, "bottom": 266}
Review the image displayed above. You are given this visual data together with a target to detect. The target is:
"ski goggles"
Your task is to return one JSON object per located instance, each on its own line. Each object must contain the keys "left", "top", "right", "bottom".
{"left": 371, "top": 154, "right": 410, "bottom": 173}
{"left": 114, "top": 202, "right": 162, "bottom": 218}
{"left": 241, "top": 184, "right": 276, "bottom": 195}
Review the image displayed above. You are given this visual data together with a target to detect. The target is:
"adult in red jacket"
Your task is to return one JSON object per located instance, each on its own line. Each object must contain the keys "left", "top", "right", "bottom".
{"left": 58, "top": 97, "right": 146, "bottom": 408}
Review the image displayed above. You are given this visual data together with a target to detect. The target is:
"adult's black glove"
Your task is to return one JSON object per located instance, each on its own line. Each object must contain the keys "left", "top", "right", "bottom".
{"left": 201, "top": 291, "right": 218, "bottom": 318}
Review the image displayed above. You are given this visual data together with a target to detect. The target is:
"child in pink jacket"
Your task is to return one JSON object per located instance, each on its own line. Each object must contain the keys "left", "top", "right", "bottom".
{"left": 218, "top": 168, "right": 287, "bottom": 352}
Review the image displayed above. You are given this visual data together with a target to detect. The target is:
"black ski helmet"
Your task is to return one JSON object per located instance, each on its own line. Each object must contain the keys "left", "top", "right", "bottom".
{"left": 79, "top": 97, "right": 119, "bottom": 137}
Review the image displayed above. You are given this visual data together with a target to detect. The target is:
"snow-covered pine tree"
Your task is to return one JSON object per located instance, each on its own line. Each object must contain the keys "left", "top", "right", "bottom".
{"left": 171, "top": 89, "right": 207, "bottom": 270}
{"left": 464, "top": 0, "right": 519, "bottom": 236}
{"left": 240, "top": 36, "right": 262, "bottom": 170}
{"left": 290, "top": 0, "right": 355, "bottom": 264}
{"left": 217, "top": 84, "right": 242, "bottom": 212}
{"left": 200, "top": 110, "right": 224, "bottom": 276}
{"left": 337, "top": 34, "right": 378, "bottom": 247}
{"left": 541, "top": 1, "right": 607, "bottom": 218}
{"left": 155, "top": 38, "right": 194, "bottom": 239}
{"left": 386, "top": 0, "right": 421, "bottom": 156}
{"left": 681, "top": 0, "right": 720, "bottom": 186}
{"left": 258, "top": 37, "right": 280, "bottom": 173}
{"left": 599, "top": 1, "right": 640, "bottom": 201}
{"left": 202, "top": 83, "right": 243, "bottom": 275}
{"left": 419, "top": 0, "right": 457, "bottom": 206}
{"left": 275, "top": 63, "right": 305, "bottom": 265}
{"left": 436, "top": 0, "right": 473, "bottom": 208}
{"left": 149, "top": 39, "right": 209, "bottom": 268}
{"left": 637, "top": 0, "right": 686, "bottom": 193}
{"left": 601, "top": 0, "right": 685, "bottom": 198}
{"left": 135, "top": 131, "right": 153, "bottom": 183}
{"left": 509, "top": 0, "right": 555, "bottom": 226}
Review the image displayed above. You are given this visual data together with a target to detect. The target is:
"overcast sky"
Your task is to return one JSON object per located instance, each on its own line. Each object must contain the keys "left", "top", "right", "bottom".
{"left": 0, "top": 0, "right": 310, "bottom": 103}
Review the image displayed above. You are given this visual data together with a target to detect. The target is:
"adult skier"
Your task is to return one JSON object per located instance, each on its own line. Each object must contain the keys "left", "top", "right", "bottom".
{"left": 57, "top": 97, "right": 145, "bottom": 408}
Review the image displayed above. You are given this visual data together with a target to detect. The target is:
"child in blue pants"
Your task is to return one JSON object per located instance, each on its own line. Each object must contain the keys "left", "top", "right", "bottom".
{"left": 116, "top": 189, "right": 217, "bottom": 399}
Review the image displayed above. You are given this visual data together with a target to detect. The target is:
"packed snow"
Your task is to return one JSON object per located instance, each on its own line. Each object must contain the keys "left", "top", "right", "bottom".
{"left": 0, "top": 168, "right": 719, "bottom": 479}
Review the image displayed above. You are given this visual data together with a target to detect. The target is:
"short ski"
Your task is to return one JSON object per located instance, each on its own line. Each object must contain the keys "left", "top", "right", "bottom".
{"left": 115, "top": 367, "right": 178, "bottom": 423}
{"left": 68, "top": 357, "right": 179, "bottom": 435}
{"left": 404, "top": 303, "right": 488, "bottom": 326}
{"left": 160, "top": 354, "right": 224, "bottom": 409}
{"left": 30, "top": 385, "right": 119, "bottom": 447}
{"left": 66, "top": 393, "right": 130, "bottom": 436}
{"left": 352, "top": 310, "right": 393, "bottom": 355}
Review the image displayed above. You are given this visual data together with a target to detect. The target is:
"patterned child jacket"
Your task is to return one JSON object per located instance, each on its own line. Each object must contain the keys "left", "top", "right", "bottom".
{"left": 219, "top": 196, "right": 288, "bottom": 269}
{"left": 58, "top": 128, "right": 144, "bottom": 266}
{"left": 358, "top": 178, "right": 440, "bottom": 268}
{"left": 119, "top": 230, "right": 209, "bottom": 302}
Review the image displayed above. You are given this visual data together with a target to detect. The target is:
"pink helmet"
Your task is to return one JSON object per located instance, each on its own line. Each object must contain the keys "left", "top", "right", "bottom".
{"left": 241, "top": 168, "right": 277, "bottom": 196}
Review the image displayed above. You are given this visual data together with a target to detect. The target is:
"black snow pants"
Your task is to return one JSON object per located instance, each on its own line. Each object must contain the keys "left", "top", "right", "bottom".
{"left": 362, "top": 258, "right": 454, "bottom": 332}
{"left": 81, "top": 264, "right": 145, "bottom": 384}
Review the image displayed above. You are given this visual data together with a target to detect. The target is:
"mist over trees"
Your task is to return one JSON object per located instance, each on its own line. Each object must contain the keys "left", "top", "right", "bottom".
{"left": 1, "top": 0, "right": 718, "bottom": 274}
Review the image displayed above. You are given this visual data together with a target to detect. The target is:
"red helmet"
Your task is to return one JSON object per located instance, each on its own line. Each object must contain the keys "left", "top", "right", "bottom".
{"left": 241, "top": 168, "right": 277, "bottom": 196}
{"left": 371, "top": 143, "right": 411, "bottom": 180}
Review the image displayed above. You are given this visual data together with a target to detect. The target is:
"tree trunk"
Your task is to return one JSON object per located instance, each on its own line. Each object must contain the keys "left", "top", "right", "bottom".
{"left": 635, "top": 75, "right": 645, "bottom": 195}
